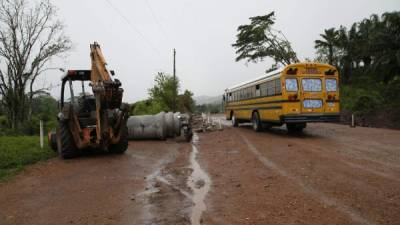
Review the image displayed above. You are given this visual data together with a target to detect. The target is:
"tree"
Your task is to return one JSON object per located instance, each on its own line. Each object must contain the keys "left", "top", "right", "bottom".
{"left": 31, "top": 94, "right": 58, "bottom": 122}
{"left": 0, "top": 0, "right": 71, "bottom": 130}
{"left": 132, "top": 72, "right": 196, "bottom": 115}
{"left": 232, "top": 12, "right": 298, "bottom": 70}
{"left": 178, "top": 90, "right": 195, "bottom": 113}
{"left": 148, "top": 72, "right": 179, "bottom": 112}
{"left": 314, "top": 28, "right": 340, "bottom": 65}
{"left": 316, "top": 12, "right": 400, "bottom": 84}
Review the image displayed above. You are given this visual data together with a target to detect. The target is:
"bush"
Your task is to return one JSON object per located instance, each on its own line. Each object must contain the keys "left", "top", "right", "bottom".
{"left": 130, "top": 99, "right": 163, "bottom": 115}
{"left": 340, "top": 84, "right": 384, "bottom": 114}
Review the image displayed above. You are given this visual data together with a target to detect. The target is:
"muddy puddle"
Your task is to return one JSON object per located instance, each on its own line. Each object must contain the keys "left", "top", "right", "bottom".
{"left": 187, "top": 133, "right": 211, "bottom": 225}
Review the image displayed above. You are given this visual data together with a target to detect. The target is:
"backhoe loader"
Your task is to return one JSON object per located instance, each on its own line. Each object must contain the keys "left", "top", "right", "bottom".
{"left": 49, "top": 42, "right": 129, "bottom": 159}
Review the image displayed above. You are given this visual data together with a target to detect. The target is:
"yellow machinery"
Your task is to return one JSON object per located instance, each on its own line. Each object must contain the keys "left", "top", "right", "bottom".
{"left": 49, "top": 42, "right": 129, "bottom": 158}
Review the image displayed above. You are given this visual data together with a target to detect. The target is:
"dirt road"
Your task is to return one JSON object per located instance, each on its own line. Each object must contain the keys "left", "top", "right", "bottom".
{"left": 0, "top": 121, "right": 399, "bottom": 225}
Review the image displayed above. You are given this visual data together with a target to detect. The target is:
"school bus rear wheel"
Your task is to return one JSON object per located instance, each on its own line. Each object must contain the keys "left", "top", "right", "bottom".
{"left": 232, "top": 113, "right": 239, "bottom": 127}
{"left": 252, "top": 112, "right": 262, "bottom": 132}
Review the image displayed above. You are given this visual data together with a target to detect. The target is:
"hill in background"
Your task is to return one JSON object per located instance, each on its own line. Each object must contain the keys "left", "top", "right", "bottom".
{"left": 194, "top": 95, "right": 222, "bottom": 105}
{"left": 194, "top": 95, "right": 223, "bottom": 113}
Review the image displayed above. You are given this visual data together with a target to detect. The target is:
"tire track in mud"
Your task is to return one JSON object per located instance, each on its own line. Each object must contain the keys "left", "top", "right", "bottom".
{"left": 187, "top": 133, "right": 212, "bottom": 225}
{"left": 132, "top": 143, "right": 193, "bottom": 225}
{"left": 293, "top": 140, "right": 400, "bottom": 182}
{"left": 132, "top": 136, "right": 212, "bottom": 225}
{"left": 239, "top": 132, "right": 377, "bottom": 225}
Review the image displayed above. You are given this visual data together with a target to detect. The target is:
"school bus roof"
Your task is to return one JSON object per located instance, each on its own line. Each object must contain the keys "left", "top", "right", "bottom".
{"left": 225, "top": 68, "right": 282, "bottom": 92}
{"left": 225, "top": 62, "right": 337, "bottom": 92}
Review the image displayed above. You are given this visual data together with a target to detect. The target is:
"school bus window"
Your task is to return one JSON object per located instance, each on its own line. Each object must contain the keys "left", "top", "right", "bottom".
{"left": 285, "top": 78, "right": 298, "bottom": 92}
{"left": 326, "top": 79, "right": 337, "bottom": 92}
{"left": 302, "top": 78, "right": 322, "bottom": 92}
{"left": 260, "top": 82, "right": 267, "bottom": 96}
{"left": 267, "top": 80, "right": 275, "bottom": 96}
{"left": 255, "top": 85, "right": 260, "bottom": 97}
{"left": 275, "top": 79, "right": 281, "bottom": 94}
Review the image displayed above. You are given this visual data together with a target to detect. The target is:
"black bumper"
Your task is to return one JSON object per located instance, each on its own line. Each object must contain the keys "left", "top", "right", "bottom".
{"left": 281, "top": 114, "right": 340, "bottom": 123}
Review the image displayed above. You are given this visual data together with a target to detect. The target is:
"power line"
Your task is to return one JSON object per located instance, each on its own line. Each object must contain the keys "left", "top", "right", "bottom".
{"left": 144, "top": 0, "right": 170, "bottom": 44}
{"left": 104, "top": 0, "right": 161, "bottom": 55}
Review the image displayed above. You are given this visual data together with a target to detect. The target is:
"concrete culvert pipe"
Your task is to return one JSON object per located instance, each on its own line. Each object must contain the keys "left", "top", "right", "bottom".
{"left": 174, "top": 112, "right": 182, "bottom": 137}
{"left": 165, "top": 112, "right": 175, "bottom": 138}
{"left": 127, "top": 112, "right": 166, "bottom": 140}
{"left": 127, "top": 111, "right": 186, "bottom": 140}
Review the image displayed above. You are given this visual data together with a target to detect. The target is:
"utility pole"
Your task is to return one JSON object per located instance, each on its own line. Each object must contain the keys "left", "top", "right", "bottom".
{"left": 173, "top": 48, "right": 176, "bottom": 112}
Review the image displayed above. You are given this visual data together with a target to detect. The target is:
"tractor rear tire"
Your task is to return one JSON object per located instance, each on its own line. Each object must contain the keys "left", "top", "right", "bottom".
{"left": 109, "top": 125, "right": 128, "bottom": 154}
{"left": 59, "top": 121, "right": 79, "bottom": 159}
{"left": 48, "top": 132, "right": 58, "bottom": 151}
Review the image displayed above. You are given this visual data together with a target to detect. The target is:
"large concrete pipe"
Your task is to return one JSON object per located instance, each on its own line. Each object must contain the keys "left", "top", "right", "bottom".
{"left": 127, "top": 112, "right": 166, "bottom": 140}
{"left": 165, "top": 112, "right": 175, "bottom": 138}
{"left": 174, "top": 112, "right": 182, "bottom": 137}
{"left": 127, "top": 112, "right": 186, "bottom": 140}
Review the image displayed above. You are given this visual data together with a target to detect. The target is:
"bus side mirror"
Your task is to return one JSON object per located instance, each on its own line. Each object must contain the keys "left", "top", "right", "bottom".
{"left": 110, "top": 70, "right": 115, "bottom": 76}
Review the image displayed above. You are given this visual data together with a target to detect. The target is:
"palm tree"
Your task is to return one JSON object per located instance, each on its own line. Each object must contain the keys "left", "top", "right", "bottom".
{"left": 315, "top": 28, "right": 340, "bottom": 65}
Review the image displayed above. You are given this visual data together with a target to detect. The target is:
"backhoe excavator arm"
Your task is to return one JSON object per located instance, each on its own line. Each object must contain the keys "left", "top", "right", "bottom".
{"left": 89, "top": 42, "right": 124, "bottom": 145}
{"left": 90, "top": 42, "right": 112, "bottom": 83}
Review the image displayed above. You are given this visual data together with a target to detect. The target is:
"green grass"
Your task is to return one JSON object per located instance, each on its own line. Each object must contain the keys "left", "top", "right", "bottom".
{"left": 0, "top": 136, "right": 57, "bottom": 181}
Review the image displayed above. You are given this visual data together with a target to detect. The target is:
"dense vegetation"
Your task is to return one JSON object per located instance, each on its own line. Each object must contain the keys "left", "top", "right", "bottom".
{"left": 314, "top": 11, "right": 400, "bottom": 127}
{"left": 0, "top": 136, "right": 56, "bottom": 180}
{"left": 0, "top": 94, "right": 58, "bottom": 135}
{"left": 131, "top": 72, "right": 195, "bottom": 115}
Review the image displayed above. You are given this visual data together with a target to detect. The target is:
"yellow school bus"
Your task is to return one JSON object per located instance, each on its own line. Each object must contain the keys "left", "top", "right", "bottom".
{"left": 223, "top": 63, "right": 340, "bottom": 132}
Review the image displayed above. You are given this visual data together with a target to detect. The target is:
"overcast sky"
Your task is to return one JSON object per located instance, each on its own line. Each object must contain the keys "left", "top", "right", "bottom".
{"left": 43, "top": 0, "right": 400, "bottom": 102}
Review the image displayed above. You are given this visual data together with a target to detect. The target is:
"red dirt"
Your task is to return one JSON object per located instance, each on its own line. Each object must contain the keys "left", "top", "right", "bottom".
{"left": 0, "top": 122, "right": 399, "bottom": 225}
{"left": 199, "top": 123, "right": 400, "bottom": 225}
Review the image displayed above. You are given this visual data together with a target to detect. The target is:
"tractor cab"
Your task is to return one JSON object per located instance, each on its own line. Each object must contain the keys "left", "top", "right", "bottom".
{"left": 60, "top": 70, "right": 97, "bottom": 126}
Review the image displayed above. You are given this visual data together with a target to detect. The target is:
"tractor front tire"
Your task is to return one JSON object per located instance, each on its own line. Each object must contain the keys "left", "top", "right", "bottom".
{"left": 59, "top": 121, "right": 79, "bottom": 159}
{"left": 109, "top": 125, "right": 129, "bottom": 154}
